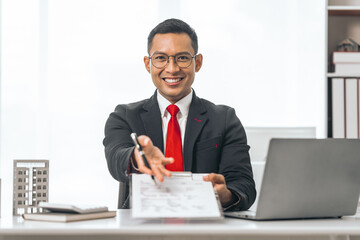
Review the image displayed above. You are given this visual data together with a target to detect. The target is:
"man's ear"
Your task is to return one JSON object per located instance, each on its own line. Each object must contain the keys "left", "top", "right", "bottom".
{"left": 144, "top": 56, "right": 151, "bottom": 73}
{"left": 195, "top": 54, "right": 203, "bottom": 72}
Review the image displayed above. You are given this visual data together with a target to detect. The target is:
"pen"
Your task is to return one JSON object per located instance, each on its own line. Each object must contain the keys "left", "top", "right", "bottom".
{"left": 130, "top": 133, "right": 157, "bottom": 185}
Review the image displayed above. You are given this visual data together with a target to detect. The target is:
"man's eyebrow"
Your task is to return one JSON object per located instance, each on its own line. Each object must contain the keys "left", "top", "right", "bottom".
{"left": 174, "top": 51, "right": 193, "bottom": 55}
{"left": 151, "top": 51, "right": 166, "bottom": 55}
{"left": 150, "top": 51, "right": 193, "bottom": 56}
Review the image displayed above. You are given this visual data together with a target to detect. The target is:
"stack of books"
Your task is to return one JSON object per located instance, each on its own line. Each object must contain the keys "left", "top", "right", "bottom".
{"left": 22, "top": 202, "right": 116, "bottom": 222}
{"left": 331, "top": 77, "right": 360, "bottom": 139}
{"left": 333, "top": 52, "right": 360, "bottom": 75}
{"left": 331, "top": 52, "right": 360, "bottom": 139}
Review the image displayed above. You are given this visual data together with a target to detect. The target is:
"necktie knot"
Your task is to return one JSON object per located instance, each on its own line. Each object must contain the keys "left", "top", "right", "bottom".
{"left": 167, "top": 104, "right": 180, "bottom": 117}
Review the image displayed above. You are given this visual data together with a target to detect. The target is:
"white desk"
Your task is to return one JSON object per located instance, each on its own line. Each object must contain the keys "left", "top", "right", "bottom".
{"left": 1, "top": 210, "right": 360, "bottom": 240}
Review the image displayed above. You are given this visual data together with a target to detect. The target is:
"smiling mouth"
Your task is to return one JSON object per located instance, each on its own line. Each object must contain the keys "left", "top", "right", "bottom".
{"left": 163, "top": 78, "right": 184, "bottom": 83}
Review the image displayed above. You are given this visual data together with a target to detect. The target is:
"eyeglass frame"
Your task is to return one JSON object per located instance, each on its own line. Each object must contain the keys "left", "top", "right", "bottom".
{"left": 148, "top": 52, "right": 197, "bottom": 69}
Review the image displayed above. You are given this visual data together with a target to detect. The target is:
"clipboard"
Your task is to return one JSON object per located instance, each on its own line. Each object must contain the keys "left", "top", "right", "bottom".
{"left": 130, "top": 172, "right": 224, "bottom": 219}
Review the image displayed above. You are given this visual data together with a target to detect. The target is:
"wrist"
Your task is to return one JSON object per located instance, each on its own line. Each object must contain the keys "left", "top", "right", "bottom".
{"left": 222, "top": 190, "right": 236, "bottom": 207}
{"left": 130, "top": 150, "right": 139, "bottom": 171}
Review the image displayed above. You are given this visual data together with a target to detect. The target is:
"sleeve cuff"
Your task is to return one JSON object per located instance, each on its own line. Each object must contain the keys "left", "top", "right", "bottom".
{"left": 223, "top": 190, "right": 242, "bottom": 211}
{"left": 126, "top": 151, "right": 140, "bottom": 176}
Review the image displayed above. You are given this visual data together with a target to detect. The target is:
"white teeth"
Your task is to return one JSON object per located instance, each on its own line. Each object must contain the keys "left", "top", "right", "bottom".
{"left": 164, "top": 78, "right": 182, "bottom": 83}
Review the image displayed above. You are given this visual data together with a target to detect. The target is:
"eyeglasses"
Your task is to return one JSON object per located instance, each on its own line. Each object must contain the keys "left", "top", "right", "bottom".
{"left": 149, "top": 52, "right": 196, "bottom": 69}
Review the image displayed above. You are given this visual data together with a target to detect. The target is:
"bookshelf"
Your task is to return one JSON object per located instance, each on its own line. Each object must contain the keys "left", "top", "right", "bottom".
{"left": 326, "top": 0, "right": 360, "bottom": 138}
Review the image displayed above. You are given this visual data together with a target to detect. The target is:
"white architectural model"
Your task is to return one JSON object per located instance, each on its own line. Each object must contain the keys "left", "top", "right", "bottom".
{"left": 13, "top": 160, "right": 49, "bottom": 216}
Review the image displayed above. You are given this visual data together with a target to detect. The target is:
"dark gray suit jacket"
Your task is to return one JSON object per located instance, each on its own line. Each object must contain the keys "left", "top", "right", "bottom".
{"left": 103, "top": 91, "right": 256, "bottom": 211}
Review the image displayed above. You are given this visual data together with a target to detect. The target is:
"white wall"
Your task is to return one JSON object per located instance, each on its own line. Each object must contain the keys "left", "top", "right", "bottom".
{"left": 0, "top": 0, "right": 325, "bottom": 217}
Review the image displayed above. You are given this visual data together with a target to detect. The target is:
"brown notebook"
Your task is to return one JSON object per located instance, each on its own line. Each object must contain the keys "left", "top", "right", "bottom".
{"left": 23, "top": 211, "right": 116, "bottom": 222}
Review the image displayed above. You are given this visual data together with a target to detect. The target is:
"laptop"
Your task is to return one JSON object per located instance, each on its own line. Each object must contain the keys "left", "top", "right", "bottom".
{"left": 225, "top": 138, "right": 360, "bottom": 220}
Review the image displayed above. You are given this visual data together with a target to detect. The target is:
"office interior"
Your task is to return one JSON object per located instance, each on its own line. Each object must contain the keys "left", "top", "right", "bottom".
{"left": 2, "top": 1, "right": 358, "bottom": 239}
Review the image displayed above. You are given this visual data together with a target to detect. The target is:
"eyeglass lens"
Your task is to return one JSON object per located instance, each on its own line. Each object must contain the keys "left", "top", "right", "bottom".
{"left": 151, "top": 53, "right": 193, "bottom": 68}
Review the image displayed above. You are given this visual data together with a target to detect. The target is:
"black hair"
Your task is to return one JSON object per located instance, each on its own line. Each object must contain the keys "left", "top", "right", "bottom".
{"left": 147, "top": 18, "right": 198, "bottom": 54}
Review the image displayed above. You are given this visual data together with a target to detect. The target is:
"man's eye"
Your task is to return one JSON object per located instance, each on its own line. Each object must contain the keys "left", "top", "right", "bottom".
{"left": 177, "top": 55, "right": 190, "bottom": 61}
{"left": 154, "top": 55, "right": 167, "bottom": 61}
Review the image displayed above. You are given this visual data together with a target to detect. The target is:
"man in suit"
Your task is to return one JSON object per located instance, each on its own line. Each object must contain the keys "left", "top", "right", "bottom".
{"left": 103, "top": 18, "right": 256, "bottom": 211}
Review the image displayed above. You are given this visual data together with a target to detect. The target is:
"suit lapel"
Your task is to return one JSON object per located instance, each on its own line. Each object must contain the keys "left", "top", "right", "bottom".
{"left": 140, "top": 92, "right": 164, "bottom": 153}
{"left": 183, "top": 92, "right": 208, "bottom": 171}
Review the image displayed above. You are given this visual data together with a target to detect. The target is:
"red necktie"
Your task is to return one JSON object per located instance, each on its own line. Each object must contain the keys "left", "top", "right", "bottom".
{"left": 165, "top": 105, "right": 183, "bottom": 171}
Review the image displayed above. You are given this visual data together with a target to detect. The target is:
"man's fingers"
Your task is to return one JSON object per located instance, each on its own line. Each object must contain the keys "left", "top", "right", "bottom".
{"left": 134, "top": 135, "right": 173, "bottom": 180}
{"left": 159, "top": 165, "right": 172, "bottom": 177}
{"left": 209, "top": 173, "right": 225, "bottom": 184}
{"left": 203, "top": 173, "right": 226, "bottom": 185}
{"left": 138, "top": 165, "right": 152, "bottom": 175}
{"left": 163, "top": 157, "right": 174, "bottom": 165}
{"left": 203, "top": 173, "right": 233, "bottom": 206}
{"left": 149, "top": 159, "right": 172, "bottom": 181}
{"left": 151, "top": 166, "right": 164, "bottom": 182}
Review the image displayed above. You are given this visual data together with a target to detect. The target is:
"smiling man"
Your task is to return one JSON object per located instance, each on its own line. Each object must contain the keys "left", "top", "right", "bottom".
{"left": 103, "top": 19, "right": 256, "bottom": 211}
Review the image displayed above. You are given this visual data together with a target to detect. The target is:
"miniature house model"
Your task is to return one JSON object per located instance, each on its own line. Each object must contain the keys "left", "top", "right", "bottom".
{"left": 13, "top": 160, "right": 49, "bottom": 215}
{"left": 337, "top": 38, "right": 360, "bottom": 52}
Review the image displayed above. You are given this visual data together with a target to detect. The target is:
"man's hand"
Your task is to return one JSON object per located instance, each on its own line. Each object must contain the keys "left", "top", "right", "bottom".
{"left": 203, "top": 173, "right": 237, "bottom": 207}
{"left": 133, "top": 135, "right": 174, "bottom": 182}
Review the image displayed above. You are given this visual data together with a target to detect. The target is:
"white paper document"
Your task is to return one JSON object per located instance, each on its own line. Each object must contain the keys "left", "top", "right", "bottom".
{"left": 131, "top": 173, "right": 223, "bottom": 219}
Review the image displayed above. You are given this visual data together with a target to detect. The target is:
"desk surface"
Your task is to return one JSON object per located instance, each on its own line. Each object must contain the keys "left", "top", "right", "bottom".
{"left": 1, "top": 210, "right": 360, "bottom": 240}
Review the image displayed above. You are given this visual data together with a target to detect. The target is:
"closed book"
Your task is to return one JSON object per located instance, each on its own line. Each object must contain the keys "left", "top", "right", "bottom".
{"left": 333, "top": 52, "right": 360, "bottom": 63}
{"left": 23, "top": 211, "right": 116, "bottom": 222}
{"left": 335, "top": 63, "right": 360, "bottom": 75}
{"left": 345, "top": 78, "right": 358, "bottom": 138}
{"left": 38, "top": 202, "right": 108, "bottom": 214}
{"left": 332, "top": 78, "right": 345, "bottom": 138}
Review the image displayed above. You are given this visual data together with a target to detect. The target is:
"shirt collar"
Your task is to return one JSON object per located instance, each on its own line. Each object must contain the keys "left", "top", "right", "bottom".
{"left": 157, "top": 89, "right": 193, "bottom": 118}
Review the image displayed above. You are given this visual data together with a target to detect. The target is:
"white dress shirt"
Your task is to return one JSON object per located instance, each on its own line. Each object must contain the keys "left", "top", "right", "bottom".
{"left": 157, "top": 89, "right": 193, "bottom": 153}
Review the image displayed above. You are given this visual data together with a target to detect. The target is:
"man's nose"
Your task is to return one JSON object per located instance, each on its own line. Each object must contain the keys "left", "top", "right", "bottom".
{"left": 165, "top": 57, "right": 180, "bottom": 72}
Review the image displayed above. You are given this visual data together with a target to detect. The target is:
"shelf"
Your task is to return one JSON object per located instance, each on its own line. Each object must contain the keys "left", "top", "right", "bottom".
{"left": 328, "top": 6, "right": 360, "bottom": 15}
{"left": 327, "top": 2, "right": 360, "bottom": 138}
{"left": 327, "top": 73, "right": 360, "bottom": 77}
